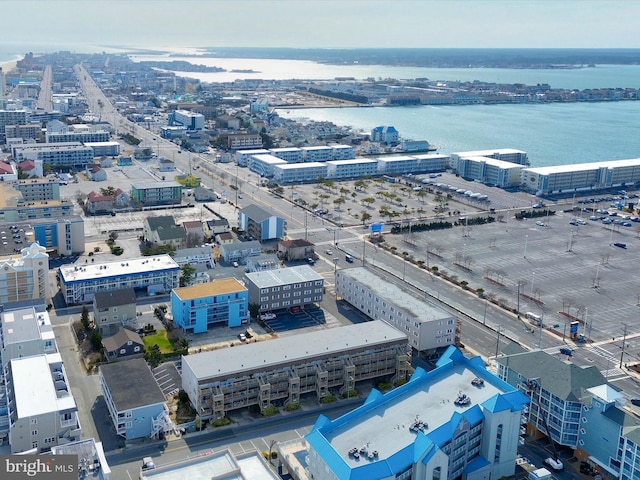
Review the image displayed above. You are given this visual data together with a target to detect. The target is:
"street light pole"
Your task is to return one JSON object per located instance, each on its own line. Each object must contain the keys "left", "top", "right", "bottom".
{"left": 495, "top": 327, "right": 503, "bottom": 358}
{"left": 483, "top": 298, "right": 488, "bottom": 325}
{"left": 524, "top": 234, "right": 528, "bottom": 258}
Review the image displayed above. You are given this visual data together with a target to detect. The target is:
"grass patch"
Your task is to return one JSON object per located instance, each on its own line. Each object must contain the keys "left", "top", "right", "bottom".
{"left": 285, "top": 402, "right": 300, "bottom": 411}
{"left": 143, "top": 330, "right": 173, "bottom": 353}
{"left": 261, "top": 405, "right": 279, "bottom": 416}
{"left": 212, "top": 417, "right": 231, "bottom": 427}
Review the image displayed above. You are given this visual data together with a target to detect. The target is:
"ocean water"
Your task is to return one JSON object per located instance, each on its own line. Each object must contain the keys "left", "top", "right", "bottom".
{"left": 277, "top": 102, "right": 640, "bottom": 168}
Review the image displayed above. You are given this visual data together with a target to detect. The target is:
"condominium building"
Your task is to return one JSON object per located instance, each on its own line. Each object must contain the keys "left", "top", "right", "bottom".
{"left": 227, "top": 133, "right": 262, "bottom": 150}
{"left": 326, "top": 159, "right": 378, "bottom": 179}
{"left": 7, "top": 354, "right": 82, "bottom": 453}
{"left": 521, "top": 158, "right": 640, "bottom": 195}
{"left": 11, "top": 142, "right": 94, "bottom": 169}
{"left": 171, "top": 279, "right": 249, "bottom": 334}
{"left": 272, "top": 162, "right": 328, "bottom": 184}
{"left": 330, "top": 144, "right": 356, "bottom": 160}
{"left": 45, "top": 130, "right": 110, "bottom": 143}
{"left": 411, "top": 153, "right": 451, "bottom": 172}
{"left": 269, "top": 147, "right": 304, "bottom": 163}
{"left": 451, "top": 148, "right": 529, "bottom": 168}
{"left": 248, "top": 154, "right": 287, "bottom": 177}
{"left": 58, "top": 254, "right": 180, "bottom": 304}
{"left": 456, "top": 156, "right": 524, "bottom": 188}
{"left": 169, "top": 110, "right": 204, "bottom": 130}
{"left": 99, "top": 359, "right": 171, "bottom": 440}
{"left": 238, "top": 204, "right": 286, "bottom": 241}
{"left": 0, "top": 243, "right": 49, "bottom": 303}
{"left": 84, "top": 141, "right": 121, "bottom": 157}
{"left": 0, "top": 110, "right": 28, "bottom": 143}
{"left": 376, "top": 155, "right": 420, "bottom": 175}
{"left": 181, "top": 321, "right": 410, "bottom": 420}
{"left": 234, "top": 148, "right": 270, "bottom": 167}
{"left": 336, "top": 267, "right": 459, "bottom": 352}
{"left": 4, "top": 123, "right": 42, "bottom": 141}
{"left": 244, "top": 265, "right": 323, "bottom": 313}
{"left": 131, "top": 181, "right": 183, "bottom": 206}
{"left": 304, "top": 346, "right": 529, "bottom": 480}
{"left": 13, "top": 177, "right": 60, "bottom": 202}
{"left": 302, "top": 146, "right": 333, "bottom": 162}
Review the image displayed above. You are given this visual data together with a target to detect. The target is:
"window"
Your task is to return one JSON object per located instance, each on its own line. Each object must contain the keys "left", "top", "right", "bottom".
{"left": 120, "top": 349, "right": 126, "bottom": 354}
{"left": 260, "top": 288, "right": 268, "bottom": 294}
{"left": 283, "top": 285, "right": 291, "bottom": 290}
{"left": 294, "top": 292, "right": 301, "bottom": 297}
{"left": 304, "top": 289, "right": 311, "bottom": 295}
{"left": 30, "top": 419, "right": 37, "bottom": 425}
{"left": 134, "top": 346, "right": 141, "bottom": 352}
{"left": 31, "top": 430, "right": 38, "bottom": 436}
{"left": 32, "top": 441, "right": 38, "bottom": 449}
{"left": 314, "top": 280, "right": 323, "bottom": 286}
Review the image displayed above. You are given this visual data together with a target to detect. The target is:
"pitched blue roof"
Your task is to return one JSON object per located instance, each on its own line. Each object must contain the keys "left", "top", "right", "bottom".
{"left": 484, "top": 393, "right": 513, "bottom": 413}
{"left": 465, "top": 455, "right": 490, "bottom": 473}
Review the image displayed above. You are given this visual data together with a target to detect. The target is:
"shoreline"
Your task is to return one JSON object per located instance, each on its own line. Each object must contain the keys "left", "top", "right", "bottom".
{"left": 0, "top": 58, "right": 21, "bottom": 73}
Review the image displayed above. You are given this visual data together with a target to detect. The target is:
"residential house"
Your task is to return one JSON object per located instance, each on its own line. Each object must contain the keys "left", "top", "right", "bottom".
{"left": 218, "top": 240, "right": 262, "bottom": 264}
{"left": 171, "top": 279, "right": 249, "bottom": 333}
{"left": 87, "top": 165, "right": 107, "bottom": 182}
{"left": 278, "top": 238, "right": 315, "bottom": 261}
{"left": 143, "top": 215, "right": 186, "bottom": 248}
{"left": 183, "top": 220, "right": 204, "bottom": 247}
{"left": 101, "top": 329, "right": 144, "bottom": 362}
{"left": 158, "top": 158, "right": 175, "bottom": 172}
{"left": 203, "top": 218, "right": 230, "bottom": 238}
{"left": 238, "top": 204, "right": 286, "bottom": 241}
{"left": 215, "top": 232, "right": 234, "bottom": 245}
{"left": 173, "top": 246, "right": 215, "bottom": 268}
{"left": 18, "top": 159, "right": 40, "bottom": 177}
{"left": 99, "top": 358, "right": 173, "bottom": 440}
{"left": 0, "top": 160, "right": 17, "bottom": 181}
{"left": 92, "top": 288, "right": 137, "bottom": 337}
{"left": 86, "top": 191, "right": 114, "bottom": 214}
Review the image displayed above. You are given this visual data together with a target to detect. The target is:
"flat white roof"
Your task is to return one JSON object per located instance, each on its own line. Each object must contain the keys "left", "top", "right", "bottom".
{"left": 59, "top": 254, "right": 179, "bottom": 283}
{"left": 184, "top": 320, "right": 407, "bottom": 381}
{"left": 269, "top": 147, "right": 302, "bottom": 153}
{"left": 273, "top": 162, "right": 327, "bottom": 170}
{"left": 409, "top": 153, "right": 450, "bottom": 160}
{"left": 376, "top": 155, "right": 417, "bottom": 163}
{"left": 1, "top": 307, "right": 52, "bottom": 345}
{"left": 524, "top": 158, "right": 640, "bottom": 175}
{"left": 251, "top": 154, "right": 287, "bottom": 164}
{"left": 245, "top": 265, "right": 323, "bottom": 288}
{"left": 302, "top": 146, "right": 332, "bottom": 151}
{"left": 327, "top": 159, "right": 378, "bottom": 166}
{"left": 132, "top": 180, "right": 181, "bottom": 189}
{"left": 12, "top": 354, "right": 76, "bottom": 418}
{"left": 328, "top": 364, "right": 502, "bottom": 466}
{"left": 84, "top": 141, "right": 121, "bottom": 147}
{"left": 339, "top": 268, "right": 454, "bottom": 322}
{"left": 464, "top": 156, "right": 523, "bottom": 169}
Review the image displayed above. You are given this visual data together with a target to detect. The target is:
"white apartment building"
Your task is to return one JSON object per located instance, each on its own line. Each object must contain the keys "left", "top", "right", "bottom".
{"left": 336, "top": 267, "right": 460, "bottom": 352}
{"left": 0, "top": 243, "right": 49, "bottom": 303}
{"left": 451, "top": 148, "right": 529, "bottom": 168}
{"left": 326, "top": 158, "right": 378, "bottom": 179}
{"left": 248, "top": 154, "right": 287, "bottom": 177}
{"left": 234, "top": 148, "right": 270, "bottom": 167}
{"left": 331, "top": 144, "right": 356, "bottom": 160}
{"left": 376, "top": 155, "right": 420, "bottom": 175}
{"left": 272, "top": 162, "right": 328, "bottom": 184}
{"left": 45, "top": 130, "right": 110, "bottom": 143}
{"left": 302, "top": 146, "right": 333, "bottom": 162}
{"left": 269, "top": 147, "right": 304, "bottom": 163}
{"left": 11, "top": 142, "right": 94, "bottom": 169}
{"left": 457, "top": 156, "right": 524, "bottom": 188}
{"left": 171, "top": 110, "right": 204, "bottom": 130}
{"left": 7, "top": 353, "right": 82, "bottom": 453}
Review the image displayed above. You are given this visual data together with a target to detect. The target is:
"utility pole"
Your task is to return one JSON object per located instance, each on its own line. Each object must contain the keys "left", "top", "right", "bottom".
{"left": 495, "top": 327, "right": 503, "bottom": 358}
{"left": 538, "top": 313, "right": 544, "bottom": 349}
{"left": 516, "top": 281, "right": 521, "bottom": 317}
{"left": 620, "top": 323, "right": 628, "bottom": 369}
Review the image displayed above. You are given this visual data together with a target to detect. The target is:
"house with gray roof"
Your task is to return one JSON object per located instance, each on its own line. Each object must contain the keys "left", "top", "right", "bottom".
{"left": 92, "top": 288, "right": 137, "bottom": 337}
{"left": 99, "top": 358, "right": 173, "bottom": 440}
{"left": 218, "top": 240, "right": 262, "bottom": 263}
{"left": 143, "top": 215, "right": 186, "bottom": 248}
{"left": 101, "top": 329, "right": 144, "bottom": 362}
{"left": 238, "top": 204, "right": 285, "bottom": 241}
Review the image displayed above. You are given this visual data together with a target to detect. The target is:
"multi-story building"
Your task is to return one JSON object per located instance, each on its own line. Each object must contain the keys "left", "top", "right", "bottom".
{"left": 7, "top": 354, "right": 82, "bottom": 453}
{"left": 331, "top": 144, "right": 356, "bottom": 160}
{"left": 247, "top": 154, "right": 287, "bottom": 177}
{"left": 4, "top": 123, "right": 42, "bottom": 142}
{"left": 234, "top": 148, "right": 270, "bottom": 167}
{"left": 455, "top": 156, "right": 524, "bottom": 188}
{"left": 0, "top": 109, "right": 27, "bottom": 143}
{"left": 131, "top": 181, "right": 182, "bottom": 206}
{"left": 272, "top": 162, "right": 328, "bottom": 184}
{"left": 84, "top": 141, "right": 121, "bottom": 157}
{"left": 181, "top": 321, "right": 410, "bottom": 420}
{"left": 302, "top": 146, "right": 333, "bottom": 162}
{"left": 51, "top": 438, "right": 111, "bottom": 480}
{"left": 227, "top": 133, "right": 262, "bottom": 150}
{"left": 218, "top": 240, "right": 262, "bottom": 264}
{"left": 244, "top": 265, "right": 323, "bottom": 313}
{"left": 376, "top": 155, "right": 420, "bottom": 175}
{"left": 45, "top": 130, "right": 110, "bottom": 144}
{"left": 169, "top": 110, "right": 204, "bottom": 130}
{"left": 173, "top": 246, "right": 214, "bottom": 268}
{"left": 58, "top": 254, "right": 180, "bottom": 304}
{"left": 0, "top": 217, "right": 84, "bottom": 256}
{"left": 336, "top": 267, "right": 460, "bottom": 352}
{"left": 0, "top": 305, "right": 57, "bottom": 370}
{"left": 370, "top": 125, "right": 399, "bottom": 144}
{"left": 238, "top": 204, "right": 286, "bottom": 241}
{"left": 451, "top": 148, "right": 529, "bottom": 168}
{"left": 171, "top": 279, "right": 249, "bottom": 334}
{"left": 99, "top": 358, "right": 171, "bottom": 440}
{"left": 11, "top": 142, "right": 94, "bottom": 169}
{"left": 304, "top": 346, "right": 530, "bottom": 480}
{"left": 269, "top": 147, "right": 304, "bottom": 163}
{"left": 326, "top": 159, "right": 378, "bottom": 179}
{"left": 13, "top": 178, "right": 60, "bottom": 202}
{"left": 521, "top": 158, "right": 640, "bottom": 195}
{"left": 411, "top": 153, "right": 451, "bottom": 172}
{"left": 0, "top": 243, "right": 49, "bottom": 303}
{"left": 92, "top": 288, "right": 137, "bottom": 337}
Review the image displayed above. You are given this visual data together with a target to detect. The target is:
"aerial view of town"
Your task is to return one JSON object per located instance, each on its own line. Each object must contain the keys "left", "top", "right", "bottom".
{"left": 2, "top": 2, "right": 640, "bottom": 480}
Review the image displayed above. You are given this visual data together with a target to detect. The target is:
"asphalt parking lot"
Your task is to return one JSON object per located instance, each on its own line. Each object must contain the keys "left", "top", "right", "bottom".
{"left": 265, "top": 308, "right": 325, "bottom": 332}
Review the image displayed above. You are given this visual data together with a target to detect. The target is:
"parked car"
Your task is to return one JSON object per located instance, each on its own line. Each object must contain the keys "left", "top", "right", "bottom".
{"left": 142, "top": 457, "right": 156, "bottom": 471}
{"left": 238, "top": 333, "right": 247, "bottom": 342}
{"left": 259, "top": 313, "right": 276, "bottom": 321}
{"left": 544, "top": 457, "right": 564, "bottom": 471}
{"left": 345, "top": 255, "right": 354, "bottom": 263}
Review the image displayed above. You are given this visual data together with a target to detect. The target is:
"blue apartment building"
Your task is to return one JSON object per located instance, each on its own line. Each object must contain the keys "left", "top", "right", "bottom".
{"left": 306, "top": 347, "right": 529, "bottom": 480}
{"left": 170, "top": 279, "right": 249, "bottom": 334}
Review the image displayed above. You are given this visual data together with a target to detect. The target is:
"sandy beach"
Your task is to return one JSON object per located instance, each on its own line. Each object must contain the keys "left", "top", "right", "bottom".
{"left": 0, "top": 59, "right": 20, "bottom": 74}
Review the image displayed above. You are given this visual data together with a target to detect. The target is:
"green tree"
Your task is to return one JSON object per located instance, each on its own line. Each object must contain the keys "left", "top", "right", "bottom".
{"left": 259, "top": 128, "right": 274, "bottom": 148}
{"left": 249, "top": 303, "right": 260, "bottom": 319}
{"left": 145, "top": 344, "right": 163, "bottom": 368}
{"left": 89, "top": 329, "right": 102, "bottom": 351}
{"left": 80, "top": 305, "right": 90, "bottom": 330}
{"left": 361, "top": 211, "right": 372, "bottom": 226}
{"left": 180, "top": 263, "right": 196, "bottom": 287}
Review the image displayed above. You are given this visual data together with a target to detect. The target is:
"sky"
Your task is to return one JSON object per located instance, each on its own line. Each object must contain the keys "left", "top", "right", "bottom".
{"left": 2, "top": 0, "right": 639, "bottom": 51}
